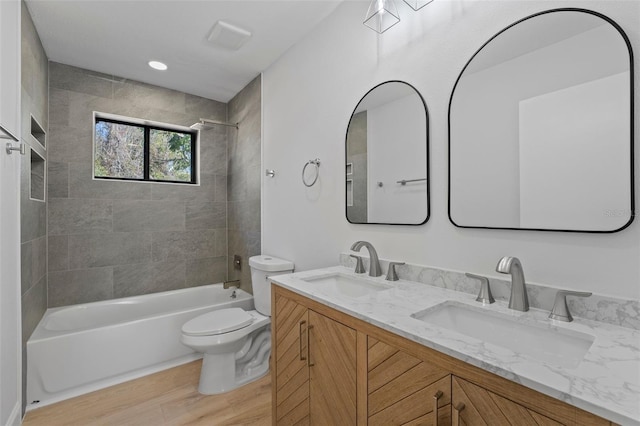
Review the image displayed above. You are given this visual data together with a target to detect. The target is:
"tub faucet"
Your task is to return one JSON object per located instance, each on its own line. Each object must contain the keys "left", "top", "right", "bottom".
{"left": 350, "top": 241, "right": 382, "bottom": 277}
{"left": 496, "top": 256, "right": 529, "bottom": 312}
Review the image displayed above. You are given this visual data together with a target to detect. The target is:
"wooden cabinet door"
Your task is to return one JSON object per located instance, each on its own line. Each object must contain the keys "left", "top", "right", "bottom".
{"left": 273, "top": 293, "right": 310, "bottom": 425}
{"left": 308, "top": 310, "right": 357, "bottom": 425}
{"left": 452, "top": 376, "right": 562, "bottom": 426}
{"left": 367, "top": 337, "right": 452, "bottom": 426}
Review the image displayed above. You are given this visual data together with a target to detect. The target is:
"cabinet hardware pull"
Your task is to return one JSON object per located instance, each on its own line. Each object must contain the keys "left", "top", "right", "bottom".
{"left": 453, "top": 403, "right": 465, "bottom": 426}
{"left": 299, "top": 321, "right": 307, "bottom": 361}
{"left": 432, "top": 390, "right": 443, "bottom": 425}
{"left": 307, "top": 325, "right": 314, "bottom": 367}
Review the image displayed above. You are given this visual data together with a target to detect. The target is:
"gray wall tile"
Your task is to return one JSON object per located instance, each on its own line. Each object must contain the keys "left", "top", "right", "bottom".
{"left": 47, "top": 122, "right": 93, "bottom": 163}
{"left": 48, "top": 87, "right": 70, "bottom": 127}
{"left": 21, "top": 275, "right": 47, "bottom": 343}
{"left": 49, "top": 198, "right": 113, "bottom": 235}
{"left": 49, "top": 62, "right": 113, "bottom": 98}
{"left": 186, "top": 257, "right": 227, "bottom": 287}
{"left": 215, "top": 174, "right": 227, "bottom": 202}
{"left": 185, "top": 94, "right": 226, "bottom": 119}
{"left": 228, "top": 200, "right": 260, "bottom": 233}
{"left": 21, "top": 196, "right": 46, "bottom": 244}
{"left": 150, "top": 177, "right": 215, "bottom": 202}
{"left": 227, "top": 75, "right": 262, "bottom": 294}
{"left": 48, "top": 235, "right": 69, "bottom": 272}
{"left": 68, "top": 233, "right": 151, "bottom": 269}
{"left": 200, "top": 128, "right": 228, "bottom": 175}
{"left": 31, "top": 236, "right": 47, "bottom": 284}
{"left": 113, "top": 200, "right": 185, "bottom": 232}
{"left": 113, "top": 80, "right": 185, "bottom": 114}
{"left": 69, "top": 162, "right": 152, "bottom": 200}
{"left": 114, "top": 260, "right": 185, "bottom": 298}
{"left": 152, "top": 230, "right": 218, "bottom": 262}
{"left": 47, "top": 62, "right": 234, "bottom": 307}
{"left": 186, "top": 201, "right": 226, "bottom": 230}
{"left": 48, "top": 268, "right": 113, "bottom": 307}
{"left": 48, "top": 161, "right": 69, "bottom": 199}
{"left": 21, "top": 242, "right": 32, "bottom": 296}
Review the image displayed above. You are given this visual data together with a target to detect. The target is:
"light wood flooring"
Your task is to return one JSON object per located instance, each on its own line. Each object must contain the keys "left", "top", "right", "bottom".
{"left": 22, "top": 360, "right": 271, "bottom": 426}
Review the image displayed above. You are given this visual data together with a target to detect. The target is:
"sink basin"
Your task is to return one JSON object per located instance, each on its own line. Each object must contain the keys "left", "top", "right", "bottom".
{"left": 411, "top": 302, "right": 594, "bottom": 369}
{"left": 301, "top": 273, "right": 392, "bottom": 298}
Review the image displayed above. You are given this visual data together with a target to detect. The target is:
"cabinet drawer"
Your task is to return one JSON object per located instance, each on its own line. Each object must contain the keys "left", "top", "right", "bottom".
{"left": 453, "top": 376, "right": 563, "bottom": 426}
{"left": 368, "top": 337, "right": 451, "bottom": 425}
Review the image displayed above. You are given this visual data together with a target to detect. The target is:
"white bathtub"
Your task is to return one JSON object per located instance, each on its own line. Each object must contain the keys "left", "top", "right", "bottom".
{"left": 26, "top": 284, "right": 254, "bottom": 410}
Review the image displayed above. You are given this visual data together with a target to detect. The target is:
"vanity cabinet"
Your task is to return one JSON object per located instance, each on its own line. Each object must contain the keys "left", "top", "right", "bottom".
{"left": 272, "top": 291, "right": 357, "bottom": 425}
{"left": 451, "top": 376, "right": 561, "bottom": 426}
{"left": 271, "top": 285, "right": 613, "bottom": 426}
{"left": 368, "top": 337, "right": 451, "bottom": 426}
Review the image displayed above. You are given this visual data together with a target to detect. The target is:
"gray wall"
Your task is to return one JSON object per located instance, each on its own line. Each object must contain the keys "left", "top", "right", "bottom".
{"left": 20, "top": 1, "right": 48, "bottom": 412}
{"left": 47, "top": 62, "right": 229, "bottom": 307}
{"left": 227, "top": 75, "right": 261, "bottom": 294}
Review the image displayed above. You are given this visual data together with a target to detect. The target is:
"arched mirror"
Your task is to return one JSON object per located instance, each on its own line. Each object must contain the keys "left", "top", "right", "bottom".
{"left": 449, "top": 9, "right": 633, "bottom": 232}
{"left": 346, "top": 81, "right": 429, "bottom": 225}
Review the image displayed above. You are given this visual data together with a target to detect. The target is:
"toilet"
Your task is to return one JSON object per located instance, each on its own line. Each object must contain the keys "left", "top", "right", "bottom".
{"left": 181, "top": 255, "right": 294, "bottom": 395}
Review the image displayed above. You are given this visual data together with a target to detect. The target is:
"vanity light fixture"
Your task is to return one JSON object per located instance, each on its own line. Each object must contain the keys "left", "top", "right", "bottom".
{"left": 363, "top": 0, "right": 401, "bottom": 34}
{"left": 148, "top": 60, "right": 168, "bottom": 71}
{"left": 403, "top": 0, "right": 433, "bottom": 11}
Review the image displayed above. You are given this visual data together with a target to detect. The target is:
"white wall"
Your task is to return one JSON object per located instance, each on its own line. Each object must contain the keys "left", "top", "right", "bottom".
{"left": 262, "top": 0, "right": 640, "bottom": 301}
{"left": 367, "top": 94, "right": 427, "bottom": 223}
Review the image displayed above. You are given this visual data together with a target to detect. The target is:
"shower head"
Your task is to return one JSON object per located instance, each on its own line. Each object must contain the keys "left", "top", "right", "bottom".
{"left": 190, "top": 118, "right": 238, "bottom": 130}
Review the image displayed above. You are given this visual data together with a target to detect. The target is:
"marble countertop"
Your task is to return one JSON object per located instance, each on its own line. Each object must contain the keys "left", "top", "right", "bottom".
{"left": 271, "top": 266, "right": 640, "bottom": 425}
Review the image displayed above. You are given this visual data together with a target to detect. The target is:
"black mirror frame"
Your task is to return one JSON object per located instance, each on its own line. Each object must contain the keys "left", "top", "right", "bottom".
{"left": 345, "top": 80, "right": 430, "bottom": 226}
{"left": 447, "top": 8, "right": 635, "bottom": 233}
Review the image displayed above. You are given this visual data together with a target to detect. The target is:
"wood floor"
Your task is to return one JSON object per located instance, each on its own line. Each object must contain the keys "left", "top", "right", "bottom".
{"left": 22, "top": 360, "right": 272, "bottom": 426}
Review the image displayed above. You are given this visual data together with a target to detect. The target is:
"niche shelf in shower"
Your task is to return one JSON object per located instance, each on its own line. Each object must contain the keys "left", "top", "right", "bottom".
{"left": 30, "top": 115, "right": 46, "bottom": 149}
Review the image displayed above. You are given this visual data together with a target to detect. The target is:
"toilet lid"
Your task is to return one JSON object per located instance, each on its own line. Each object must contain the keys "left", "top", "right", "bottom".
{"left": 182, "top": 308, "right": 254, "bottom": 336}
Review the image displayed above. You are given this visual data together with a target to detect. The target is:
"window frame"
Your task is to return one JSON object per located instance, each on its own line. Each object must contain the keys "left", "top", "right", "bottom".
{"left": 93, "top": 114, "right": 198, "bottom": 185}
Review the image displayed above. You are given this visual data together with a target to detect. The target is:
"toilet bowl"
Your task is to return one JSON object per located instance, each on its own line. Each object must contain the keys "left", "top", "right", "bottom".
{"left": 180, "top": 255, "right": 294, "bottom": 395}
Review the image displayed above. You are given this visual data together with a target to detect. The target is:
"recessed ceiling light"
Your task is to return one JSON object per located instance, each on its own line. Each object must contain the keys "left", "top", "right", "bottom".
{"left": 148, "top": 60, "right": 168, "bottom": 71}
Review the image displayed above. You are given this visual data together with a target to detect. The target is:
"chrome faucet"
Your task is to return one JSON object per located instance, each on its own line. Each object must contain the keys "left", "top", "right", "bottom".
{"left": 350, "top": 241, "right": 382, "bottom": 277}
{"left": 496, "top": 256, "right": 529, "bottom": 312}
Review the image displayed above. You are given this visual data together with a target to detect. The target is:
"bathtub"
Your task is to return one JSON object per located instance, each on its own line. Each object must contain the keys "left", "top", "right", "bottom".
{"left": 26, "top": 284, "right": 254, "bottom": 410}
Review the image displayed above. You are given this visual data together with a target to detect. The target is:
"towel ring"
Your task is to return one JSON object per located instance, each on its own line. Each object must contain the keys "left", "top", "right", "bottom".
{"left": 302, "top": 158, "right": 321, "bottom": 187}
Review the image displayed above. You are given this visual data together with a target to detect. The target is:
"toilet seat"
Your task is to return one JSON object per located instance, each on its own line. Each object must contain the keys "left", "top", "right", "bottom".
{"left": 182, "top": 308, "right": 254, "bottom": 336}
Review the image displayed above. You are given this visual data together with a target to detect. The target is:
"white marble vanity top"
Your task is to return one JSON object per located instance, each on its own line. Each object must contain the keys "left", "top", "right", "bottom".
{"left": 271, "top": 266, "right": 640, "bottom": 425}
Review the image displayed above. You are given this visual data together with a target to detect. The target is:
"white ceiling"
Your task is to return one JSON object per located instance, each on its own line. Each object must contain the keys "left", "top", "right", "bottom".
{"left": 26, "top": 0, "right": 343, "bottom": 102}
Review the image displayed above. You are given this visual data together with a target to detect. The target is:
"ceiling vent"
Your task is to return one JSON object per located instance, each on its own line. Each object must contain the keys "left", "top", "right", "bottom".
{"left": 207, "top": 21, "right": 252, "bottom": 51}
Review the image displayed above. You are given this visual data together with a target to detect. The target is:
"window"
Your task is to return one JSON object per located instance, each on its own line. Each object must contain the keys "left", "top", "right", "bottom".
{"left": 94, "top": 116, "right": 197, "bottom": 184}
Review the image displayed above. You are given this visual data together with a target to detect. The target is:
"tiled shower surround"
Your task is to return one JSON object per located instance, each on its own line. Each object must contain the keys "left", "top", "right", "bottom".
{"left": 47, "top": 63, "right": 261, "bottom": 307}
{"left": 227, "top": 76, "right": 262, "bottom": 294}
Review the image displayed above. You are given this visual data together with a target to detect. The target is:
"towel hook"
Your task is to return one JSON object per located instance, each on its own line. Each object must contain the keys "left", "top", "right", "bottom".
{"left": 302, "top": 158, "right": 321, "bottom": 187}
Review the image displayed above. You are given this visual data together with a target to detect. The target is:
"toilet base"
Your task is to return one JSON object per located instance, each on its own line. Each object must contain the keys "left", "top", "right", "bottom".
{"left": 196, "top": 327, "right": 271, "bottom": 395}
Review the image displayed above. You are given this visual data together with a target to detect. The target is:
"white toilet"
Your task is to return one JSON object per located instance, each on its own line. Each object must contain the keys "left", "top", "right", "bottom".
{"left": 181, "top": 255, "right": 294, "bottom": 395}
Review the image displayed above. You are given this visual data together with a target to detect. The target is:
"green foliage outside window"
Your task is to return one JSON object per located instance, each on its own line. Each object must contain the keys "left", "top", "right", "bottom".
{"left": 94, "top": 117, "right": 195, "bottom": 184}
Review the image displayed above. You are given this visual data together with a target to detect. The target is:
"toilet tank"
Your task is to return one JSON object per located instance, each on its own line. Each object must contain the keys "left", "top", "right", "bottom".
{"left": 249, "top": 255, "right": 294, "bottom": 316}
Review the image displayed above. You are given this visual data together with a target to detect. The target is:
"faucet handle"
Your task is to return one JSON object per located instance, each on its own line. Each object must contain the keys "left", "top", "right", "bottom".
{"left": 350, "top": 255, "right": 366, "bottom": 274}
{"left": 385, "top": 262, "right": 405, "bottom": 281}
{"left": 466, "top": 273, "right": 495, "bottom": 304}
{"left": 549, "top": 290, "right": 592, "bottom": 322}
